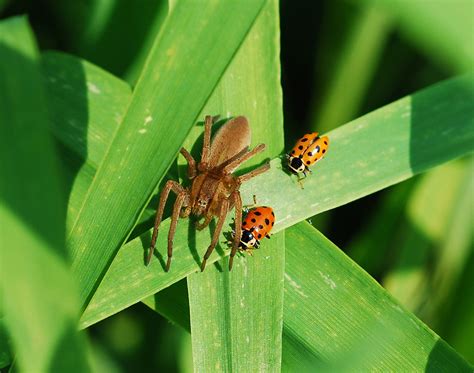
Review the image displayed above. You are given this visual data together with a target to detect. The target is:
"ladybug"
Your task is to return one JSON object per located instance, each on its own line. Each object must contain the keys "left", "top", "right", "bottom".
{"left": 287, "top": 132, "right": 329, "bottom": 177}
{"left": 239, "top": 206, "right": 275, "bottom": 252}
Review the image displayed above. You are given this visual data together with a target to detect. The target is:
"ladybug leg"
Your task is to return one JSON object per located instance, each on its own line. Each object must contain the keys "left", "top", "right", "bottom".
{"left": 296, "top": 173, "right": 306, "bottom": 189}
{"left": 242, "top": 194, "right": 258, "bottom": 212}
{"left": 147, "top": 180, "right": 187, "bottom": 266}
{"left": 229, "top": 191, "right": 243, "bottom": 271}
{"left": 266, "top": 234, "right": 271, "bottom": 239}
{"left": 201, "top": 198, "right": 229, "bottom": 272}
{"left": 180, "top": 148, "right": 197, "bottom": 179}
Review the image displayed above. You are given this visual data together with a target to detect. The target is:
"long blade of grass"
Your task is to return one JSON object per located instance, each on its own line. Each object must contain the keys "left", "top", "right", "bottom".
{"left": 79, "top": 73, "right": 474, "bottom": 327}
{"left": 184, "top": 1, "right": 285, "bottom": 370}
{"left": 0, "top": 17, "right": 89, "bottom": 372}
{"left": 66, "top": 1, "right": 266, "bottom": 308}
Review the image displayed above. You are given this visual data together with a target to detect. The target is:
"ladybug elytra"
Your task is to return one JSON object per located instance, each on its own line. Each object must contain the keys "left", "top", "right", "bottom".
{"left": 239, "top": 206, "right": 275, "bottom": 252}
{"left": 287, "top": 132, "right": 329, "bottom": 177}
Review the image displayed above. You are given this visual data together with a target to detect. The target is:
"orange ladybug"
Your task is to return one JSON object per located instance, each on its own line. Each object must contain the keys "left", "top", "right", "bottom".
{"left": 287, "top": 132, "right": 329, "bottom": 177}
{"left": 239, "top": 206, "right": 275, "bottom": 252}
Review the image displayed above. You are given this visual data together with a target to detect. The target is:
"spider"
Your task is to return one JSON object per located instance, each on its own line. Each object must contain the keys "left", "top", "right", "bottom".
{"left": 146, "top": 115, "right": 270, "bottom": 272}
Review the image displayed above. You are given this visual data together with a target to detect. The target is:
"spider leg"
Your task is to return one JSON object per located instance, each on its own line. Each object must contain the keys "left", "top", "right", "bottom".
{"left": 229, "top": 191, "right": 242, "bottom": 271}
{"left": 237, "top": 162, "right": 270, "bottom": 183}
{"left": 195, "top": 213, "right": 213, "bottom": 230}
{"left": 222, "top": 143, "right": 266, "bottom": 174}
{"left": 198, "top": 115, "right": 214, "bottom": 171}
{"left": 147, "top": 180, "right": 186, "bottom": 265}
{"left": 166, "top": 191, "right": 189, "bottom": 271}
{"left": 180, "top": 148, "right": 197, "bottom": 179}
{"left": 200, "top": 198, "right": 229, "bottom": 271}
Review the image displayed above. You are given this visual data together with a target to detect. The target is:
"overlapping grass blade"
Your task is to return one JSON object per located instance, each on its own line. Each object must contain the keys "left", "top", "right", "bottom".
{"left": 0, "top": 17, "right": 89, "bottom": 372}
{"left": 184, "top": 1, "right": 284, "bottom": 370}
{"left": 77, "top": 73, "right": 474, "bottom": 327}
{"left": 66, "top": 1, "right": 266, "bottom": 308}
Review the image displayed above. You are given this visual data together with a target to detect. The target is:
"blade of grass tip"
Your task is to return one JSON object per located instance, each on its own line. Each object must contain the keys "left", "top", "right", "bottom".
{"left": 67, "top": 1, "right": 267, "bottom": 309}
{"left": 80, "top": 73, "right": 474, "bottom": 328}
{"left": 184, "top": 1, "right": 285, "bottom": 370}
{"left": 0, "top": 17, "right": 89, "bottom": 372}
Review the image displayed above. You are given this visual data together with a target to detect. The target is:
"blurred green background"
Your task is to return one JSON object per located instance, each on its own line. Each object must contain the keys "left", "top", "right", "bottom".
{"left": 1, "top": 0, "right": 472, "bottom": 371}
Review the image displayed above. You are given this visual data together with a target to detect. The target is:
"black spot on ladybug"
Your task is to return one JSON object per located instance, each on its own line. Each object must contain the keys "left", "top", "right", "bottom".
{"left": 257, "top": 234, "right": 262, "bottom": 239}
{"left": 306, "top": 161, "right": 311, "bottom": 165}
{"left": 308, "top": 152, "right": 313, "bottom": 157}
{"left": 298, "top": 145, "right": 303, "bottom": 150}
{"left": 324, "top": 141, "right": 327, "bottom": 145}
{"left": 322, "top": 149, "right": 326, "bottom": 154}
{"left": 271, "top": 211, "right": 275, "bottom": 216}
{"left": 265, "top": 218, "right": 270, "bottom": 225}
{"left": 301, "top": 137, "right": 308, "bottom": 142}
{"left": 251, "top": 218, "right": 256, "bottom": 223}
{"left": 258, "top": 225, "right": 263, "bottom": 229}
{"left": 242, "top": 221, "right": 247, "bottom": 226}
{"left": 254, "top": 211, "right": 262, "bottom": 216}
{"left": 271, "top": 222, "right": 274, "bottom": 226}
{"left": 298, "top": 155, "right": 303, "bottom": 158}
{"left": 291, "top": 150, "right": 295, "bottom": 154}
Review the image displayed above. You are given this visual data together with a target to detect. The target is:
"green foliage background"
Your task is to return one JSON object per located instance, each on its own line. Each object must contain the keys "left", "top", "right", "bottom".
{"left": 0, "top": 0, "right": 473, "bottom": 372}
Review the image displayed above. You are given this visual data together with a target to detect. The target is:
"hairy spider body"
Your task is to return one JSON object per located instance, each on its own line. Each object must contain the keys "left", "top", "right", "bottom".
{"left": 146, "top": 115, "right": 269, "bottom": 272}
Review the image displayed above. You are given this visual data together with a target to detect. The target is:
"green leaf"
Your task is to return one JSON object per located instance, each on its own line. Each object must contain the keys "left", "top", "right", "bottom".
{"left": 184, "top": 1, "right": 285, "bottom": 370}
{"left": 281, "top": 222, "right": 471, "bottom": 371}
{"left": 80, "top": 73, "right": 474, "bottom": 327}
{"left": 66, "top": 1, "right": 266, "bottom": 308}
{"left": 0, "top": 17, "right": 89, "bottom": 372}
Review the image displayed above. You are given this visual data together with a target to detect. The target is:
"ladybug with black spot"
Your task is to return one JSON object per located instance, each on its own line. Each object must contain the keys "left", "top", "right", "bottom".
{"left": 287, "top": 132, "right": 329, "bottom": 178}
{"left": 239, "top": 206, "right": 275, "bottom": 252}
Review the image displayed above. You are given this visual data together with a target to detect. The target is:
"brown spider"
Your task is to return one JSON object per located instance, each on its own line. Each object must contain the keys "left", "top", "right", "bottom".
{"left": 146, "top": 115, "right": 269, "bottom": 272}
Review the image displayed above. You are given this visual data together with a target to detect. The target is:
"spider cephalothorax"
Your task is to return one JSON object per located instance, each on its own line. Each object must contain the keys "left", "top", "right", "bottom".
{"left": 146, "top": 115, "right": 269, "bottom": 271}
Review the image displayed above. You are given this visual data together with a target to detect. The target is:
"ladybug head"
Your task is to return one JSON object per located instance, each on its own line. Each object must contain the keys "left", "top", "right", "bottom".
{"left": 239, "top": 230, "right": 257, "bottom": 249}
{"left": 288, "top": 156, "right": 305, "bottom": 174}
